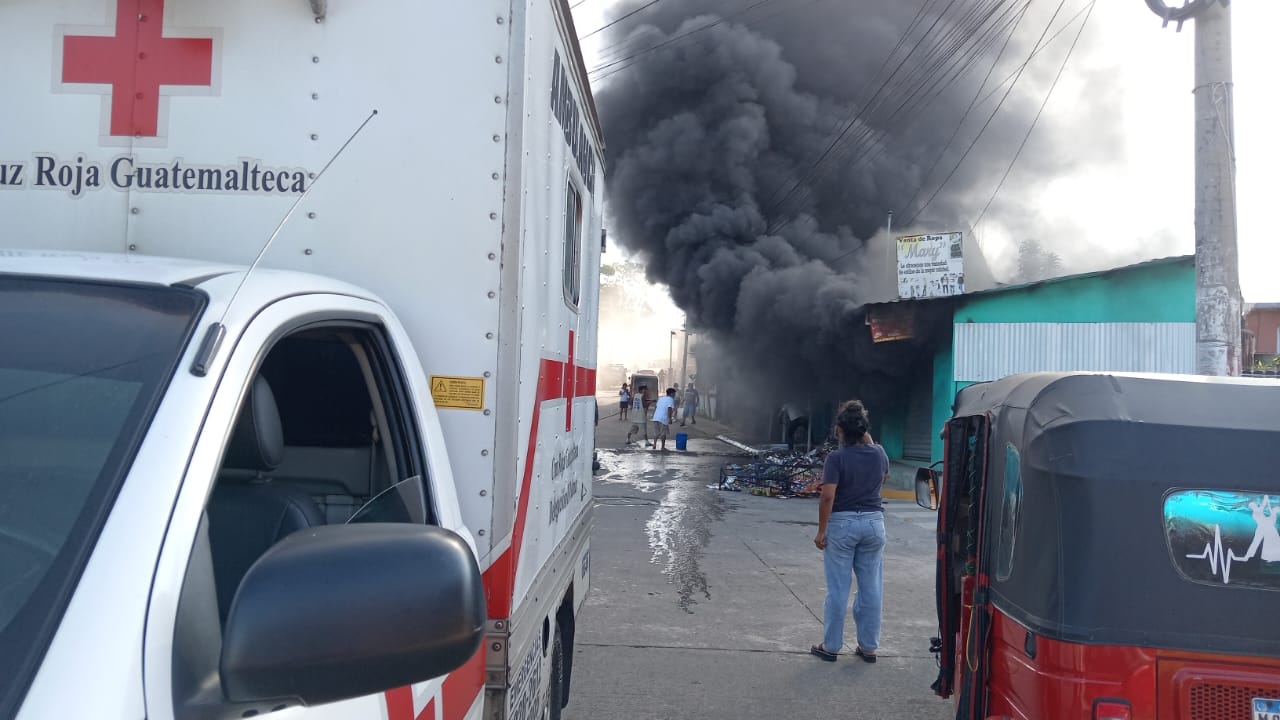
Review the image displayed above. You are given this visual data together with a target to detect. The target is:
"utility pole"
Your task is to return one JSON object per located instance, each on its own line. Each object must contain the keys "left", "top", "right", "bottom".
{"left": 667, "top": 331, "right": 675, "bottom": 389}
{"left": 679, "top": 330, "right": 690, "bottom": 390}
{"left": 1147, "top": 0, "right": 1242, "bottom": 375}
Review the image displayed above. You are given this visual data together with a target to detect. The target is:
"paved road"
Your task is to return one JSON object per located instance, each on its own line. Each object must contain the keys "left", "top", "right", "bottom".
{"left": 565, "top": 429, "right": 953, "bottom": 720}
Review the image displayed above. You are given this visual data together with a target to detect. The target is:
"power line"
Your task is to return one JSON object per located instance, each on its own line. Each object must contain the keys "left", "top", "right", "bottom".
{"left": 765, "top": 0, "right": 1026, "bottom": 230}
{"left": 760, "top": 0, "right": 970, "bottom": 224}
{"left": 588, "top": 0, "right": 816, "bottom": 72}
{"left": 580, "top": 0, "right": 664, "bottom": 40}
{"left": 904, "top": 0, "right": 1071, "bottom": 226}
{"left": 971, "top": 0, "right": 1096, "bottom": 231}
{"left": 758, "top": 0, "right": 938, "bottom": 213}
{"left": 777, "top": 2, "right": 1026, "bottom": 236}
{"left": 895, "top": 0, "right": 1032, "bottom": 225}
{"left": 589, "top": 0, "right": 782, "bottom": 80}
{"left": 769, "top": 5, "right": 1025, "bottom": 234}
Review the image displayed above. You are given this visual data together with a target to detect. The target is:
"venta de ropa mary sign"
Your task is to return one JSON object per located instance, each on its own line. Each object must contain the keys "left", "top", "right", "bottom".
{"left": 1, "top": 0, "right": 310, "bottom": 197}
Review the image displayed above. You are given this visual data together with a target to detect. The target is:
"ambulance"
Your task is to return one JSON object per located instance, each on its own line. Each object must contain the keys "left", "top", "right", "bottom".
{"left": 0, "top": 1, "right": 603, "bottom": 719}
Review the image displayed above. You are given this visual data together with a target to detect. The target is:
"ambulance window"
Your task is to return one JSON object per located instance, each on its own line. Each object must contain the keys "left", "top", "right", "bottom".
{"left": 173, "top": 325, "right": 434, "bottom": 710}
{"left": 563, "top": 183, "right": 584, "bottom": 308}
{"left": 0, "top": 277, "right": 202, "bottom": 718}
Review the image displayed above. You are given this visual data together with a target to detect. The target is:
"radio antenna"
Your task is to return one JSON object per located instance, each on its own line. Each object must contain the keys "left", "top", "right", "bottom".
{"left": 190, "top": 109, "right": 379, "bottom": 376}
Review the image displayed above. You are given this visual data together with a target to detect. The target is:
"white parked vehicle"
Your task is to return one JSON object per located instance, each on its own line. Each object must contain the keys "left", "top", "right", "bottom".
{"left": 0, "top": 1, "right": 603, "bottom": 719}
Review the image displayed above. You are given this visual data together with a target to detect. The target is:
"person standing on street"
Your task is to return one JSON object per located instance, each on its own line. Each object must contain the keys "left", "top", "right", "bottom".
{"left": 619, "top": 383, "right": 631, "bottom": 421}
{"left": 652, "top": 388, "right": 677, "bottom": 451}
{"left": 680, "top": 383, "right": 699, "bottom": 426}
{"left": 810, "top": 400, "right": 888, "bottom": 664}
{"left": 639, "top": 386, "right": 653, "bottom": 447}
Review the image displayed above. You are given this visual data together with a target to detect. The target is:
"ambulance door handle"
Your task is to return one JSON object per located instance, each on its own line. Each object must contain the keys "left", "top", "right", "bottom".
{"left": 1023, "top": 630, "right": 1036, "bottom": 660}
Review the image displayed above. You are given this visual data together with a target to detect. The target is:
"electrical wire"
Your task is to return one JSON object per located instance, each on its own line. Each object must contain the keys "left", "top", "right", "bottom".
{"left": 769, "top": 3, "right": 1026, "bottom": 236}
{"left": 580, "top": 0, "right": 665, "bottom": 40}
{"left": 765, "top": 0, "right": 1025, "bottom": 231}
{"left": 903, "top": 0, "right": 1071, "bottom": 226}
{"left": 589, "top": 0, "right": 782, "bottom": 80}
{"left": 758, "top": 0, "right": 940, "bottom": 212}
{"left": 895, "top": 1, "right": 1032, "bottom": 227}
{"left": 761, "top": 0, "right": 975, "bottom": 226}
{"left": 970, "top": 0, "right": 1096, "bottom": 232}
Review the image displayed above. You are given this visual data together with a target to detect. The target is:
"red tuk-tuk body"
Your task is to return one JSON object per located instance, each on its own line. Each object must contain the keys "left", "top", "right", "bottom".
{"left": 924, "top": 373, "right": 1280, "bottom": 719}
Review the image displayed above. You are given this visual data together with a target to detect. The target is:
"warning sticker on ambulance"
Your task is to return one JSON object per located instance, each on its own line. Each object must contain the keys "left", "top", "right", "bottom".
{"left": 429, "top": 376, "right": 485, "bottom": 410}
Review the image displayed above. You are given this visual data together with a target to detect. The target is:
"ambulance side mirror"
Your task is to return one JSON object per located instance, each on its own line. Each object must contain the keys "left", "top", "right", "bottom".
{"left": 219, "top": 524, "right": 485, "bottom": 709}
{"left": 915, "top": 466, "right": 939, "bottom": 511}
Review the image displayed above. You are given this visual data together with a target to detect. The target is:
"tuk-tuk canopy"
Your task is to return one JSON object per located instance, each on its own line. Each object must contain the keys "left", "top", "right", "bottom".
{"left": 952, "top": 372, "right": 1280, "bottom": 656}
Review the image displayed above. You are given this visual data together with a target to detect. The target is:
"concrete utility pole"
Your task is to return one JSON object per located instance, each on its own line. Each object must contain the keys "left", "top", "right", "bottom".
{"left": 668, "top": 330, "right": 675, "bottom": 388}
{"left": 1192, "top": 2, "right": 1242, "bottom": 375}
{"left": 678, "top": 330, "right": 690, "bottom": 390}
{"left": 1147, "top": 0, "right": 1242, "bottom": 375}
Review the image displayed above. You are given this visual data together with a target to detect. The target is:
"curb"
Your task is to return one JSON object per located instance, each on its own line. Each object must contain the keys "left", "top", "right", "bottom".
{"left": 881, "top": 488, "right": 916, "bottom": 501}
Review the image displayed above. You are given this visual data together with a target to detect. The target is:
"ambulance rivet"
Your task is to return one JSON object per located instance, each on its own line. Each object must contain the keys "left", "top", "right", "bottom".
{"left": 482, "top": 448, "right": 490, "bottom": 455}
{"left": 309, "top": 173, "right": 317, "bottom": 179}
{"left": 304, "top": 248, "right": 314, "bottom": 256}
{"left": 495, "top": 56, "right": 503, "bottom": 64}
{"left": 312, "top": 56, "right": 320, "bottom": 63}
{"left": 307, "top": 212, "right": 317, "bottom": 219}
{"left": 484, "top": 410, "right": 492, "bottom": 416}
{"left": 311, "top": 93, "right": 320, "bottom": 100}
{"left": 484, "top": 371, "right": 492, "bottom": 378}
{"left": 493, "top": 134, "right": 501, "bottom": 143}
{"left": 492, "top": 173, "right": 500, "bottom": 180}
{"left": 487, "top": 291, "right": 496, "bottom": 299}
{"left": 310, "top": 134, "right": 319, "bottom": 141}
{"left": 497, "top": 16, "right": 505, "bottom": 24}
{"left": 130, "top": 207, "right": 140, "bottom": 215}
{"left": 494, "top": 96, "right": 502, "bottom": 104}
{"left": 138, "top": 52, "right": 147, "bottom": 60}
{"left": 486, "top": 333, "right": 495, "bottom": 339}
{"left": 480, "top": 490, "right": 487, "bottom": 496}
{"left": 489, "top": 212, "right": 498, "bottom": 220}
{"left": 478, "top": 530, "right": 486, "bottom": 537}
{"left": 488, "top": 253, "right": 496, "bottom": 260}
{"left": 135, "top": 92, "right": 145, "bottom": 100}
{"left": 128, "top": 244, "right": 138, "bottom": 251}
{"left": 314, "top": 16, "right": 323, "bottom": 24}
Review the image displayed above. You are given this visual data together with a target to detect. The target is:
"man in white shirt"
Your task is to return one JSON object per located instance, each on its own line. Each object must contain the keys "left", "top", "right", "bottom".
{"left": 652, "top": 388, "right": 678, "bottom": 451}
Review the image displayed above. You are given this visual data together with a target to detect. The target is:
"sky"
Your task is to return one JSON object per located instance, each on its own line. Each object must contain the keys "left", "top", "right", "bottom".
{"left": 573, "top": 0, "right": 1280, "bottom": 305}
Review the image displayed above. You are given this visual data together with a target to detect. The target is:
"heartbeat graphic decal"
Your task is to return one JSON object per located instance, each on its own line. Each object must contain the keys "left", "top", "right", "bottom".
{"left": 1165, "top": 490, "right": 1280, "bottom": 591}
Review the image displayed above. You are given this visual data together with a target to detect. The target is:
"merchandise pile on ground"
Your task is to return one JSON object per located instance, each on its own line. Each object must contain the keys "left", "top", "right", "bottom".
{"left": 715, "top": 443, "right": 834, "bottom": 498}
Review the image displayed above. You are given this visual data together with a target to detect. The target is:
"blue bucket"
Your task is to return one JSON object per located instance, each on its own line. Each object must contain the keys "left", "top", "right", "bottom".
{"left": 675, "top": 432, "right": 689, "bottom": 451}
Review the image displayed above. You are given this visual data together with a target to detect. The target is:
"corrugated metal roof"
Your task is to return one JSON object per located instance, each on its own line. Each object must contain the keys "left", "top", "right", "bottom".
{"left": 953, "top": 322, "right": 1195, "bottom": 382}
{"left": 866, "top": 255, "right": 1193, "bottom": 310}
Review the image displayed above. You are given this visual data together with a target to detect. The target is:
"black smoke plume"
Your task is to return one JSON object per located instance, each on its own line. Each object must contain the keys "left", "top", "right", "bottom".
{"left": 593, "top": 1, "right": 1111, "bottom": 425}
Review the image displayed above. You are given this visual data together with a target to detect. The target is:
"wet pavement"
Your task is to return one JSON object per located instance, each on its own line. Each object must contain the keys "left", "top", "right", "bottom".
{"left": 564, "top": 437, "right": 952, "bottom": 720}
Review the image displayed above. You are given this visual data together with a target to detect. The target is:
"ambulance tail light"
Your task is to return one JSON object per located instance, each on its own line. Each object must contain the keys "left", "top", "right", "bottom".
{"left": 1093, "top": 699, "right": 1132, "bottom": 720}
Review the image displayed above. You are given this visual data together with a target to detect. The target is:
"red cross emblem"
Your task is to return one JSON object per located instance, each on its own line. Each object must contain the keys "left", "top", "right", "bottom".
{"left": 60, "top": 0, "right": 215, "bottom": 139}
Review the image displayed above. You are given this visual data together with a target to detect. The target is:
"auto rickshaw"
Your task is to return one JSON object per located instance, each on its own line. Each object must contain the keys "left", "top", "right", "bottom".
{"left": 914, "top": 372, "right": 1280, "bottom": 719}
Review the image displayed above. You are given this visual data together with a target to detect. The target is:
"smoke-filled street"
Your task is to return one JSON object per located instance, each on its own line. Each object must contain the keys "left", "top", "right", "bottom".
{"left": 564, "top": 419, "right": 947, "bottom": 719}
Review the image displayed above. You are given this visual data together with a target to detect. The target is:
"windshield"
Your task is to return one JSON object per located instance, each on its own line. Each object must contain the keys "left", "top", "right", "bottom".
{"left": 0, "top": 274, "right": 203, "bottom": 713}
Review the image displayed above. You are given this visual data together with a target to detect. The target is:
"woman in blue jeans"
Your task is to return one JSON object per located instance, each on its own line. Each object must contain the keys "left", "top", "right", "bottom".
{"left": 811, "top": 399, "right": 888, "bottom": 663}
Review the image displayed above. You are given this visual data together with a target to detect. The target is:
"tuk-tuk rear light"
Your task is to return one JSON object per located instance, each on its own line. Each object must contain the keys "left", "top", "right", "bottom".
{"left": 1093, "top": 700, "right": 1132, "bottom": 720}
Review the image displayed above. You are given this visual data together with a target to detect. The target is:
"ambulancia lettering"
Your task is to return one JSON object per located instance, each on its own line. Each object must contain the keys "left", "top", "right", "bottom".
{"left": 549, "top": 49, "right": 597, "bottom": 193}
